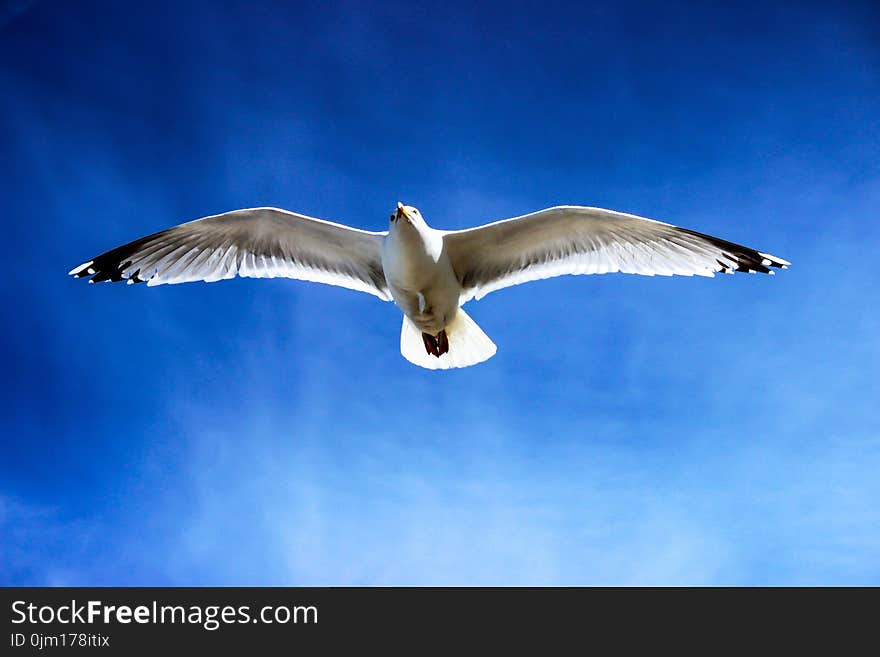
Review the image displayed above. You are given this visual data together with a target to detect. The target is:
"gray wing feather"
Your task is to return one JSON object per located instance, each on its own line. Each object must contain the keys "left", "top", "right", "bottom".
{"left": 443, "top": 206, "right": 790, "bottom": 302}
{"left": 69, "top": 207, "right": 391, "bottom": 300}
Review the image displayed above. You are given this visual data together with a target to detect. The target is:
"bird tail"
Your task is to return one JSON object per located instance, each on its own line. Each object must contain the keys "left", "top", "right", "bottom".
{"left": 400, "top": 308, "right": 497, "bottom": 370}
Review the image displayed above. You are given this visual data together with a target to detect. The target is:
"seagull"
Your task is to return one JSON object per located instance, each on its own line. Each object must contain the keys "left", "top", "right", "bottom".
{"left": 70, "top": 203, "right": 789, "bottom": 369}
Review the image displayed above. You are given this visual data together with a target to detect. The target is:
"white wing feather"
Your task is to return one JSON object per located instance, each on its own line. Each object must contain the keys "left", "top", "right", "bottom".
{"left": 69, "top": 207, "right": 391, "bottom": 300}
{"left": 443, "top": 206, "right": 789, "bottom": 302}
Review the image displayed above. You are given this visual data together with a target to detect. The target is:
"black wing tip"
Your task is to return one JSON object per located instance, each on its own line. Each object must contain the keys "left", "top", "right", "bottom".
{"left": 68, "top": 261, "right": 94, "bottom": 278}
{"left": 68, "top": 257, "right": 147, "bottom": 284}
{"left": 714, "top": 251, "right": 790, "bottom": 275}
{"left": 68, "top": 228, "right": 174, "bottom": 284}
{"left": 722, "top": 251, "right": 790, "bottom": 275}
{"left": 680, "top": 227, "right": 790, "bottom": 276}
{"left": 759, "top": 252, "right": 791, "bottom": 270}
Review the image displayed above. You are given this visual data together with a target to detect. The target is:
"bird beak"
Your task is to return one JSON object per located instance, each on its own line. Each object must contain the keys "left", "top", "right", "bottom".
{"left": 396, "top": 202, "right": 409, "bottom": 221}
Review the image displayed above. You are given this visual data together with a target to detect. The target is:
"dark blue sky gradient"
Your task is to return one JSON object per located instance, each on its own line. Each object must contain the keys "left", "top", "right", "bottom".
{"left": 2, "top": 0, "right": 878, "bottom": 584}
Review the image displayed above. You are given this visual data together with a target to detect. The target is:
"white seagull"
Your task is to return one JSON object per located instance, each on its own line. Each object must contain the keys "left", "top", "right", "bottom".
{"left": 70, "top": 203, "right": 789, "bottom": 369}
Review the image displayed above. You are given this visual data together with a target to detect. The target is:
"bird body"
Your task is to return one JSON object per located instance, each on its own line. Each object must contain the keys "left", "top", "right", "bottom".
{"left": 70, "top": 202, "right": 789, "bottom": 369}
{"left": 381, "top": 204, "right": 460, "bottom": 336}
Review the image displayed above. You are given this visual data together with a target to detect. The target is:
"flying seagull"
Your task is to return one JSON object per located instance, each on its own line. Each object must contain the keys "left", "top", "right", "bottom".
{"left": 70, "top": 203, "right": 789, "bottom": 369}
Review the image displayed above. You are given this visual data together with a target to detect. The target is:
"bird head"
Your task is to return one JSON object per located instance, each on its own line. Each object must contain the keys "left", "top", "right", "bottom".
{"left": 390, "top": 201, "right": 423, "bottom": 227}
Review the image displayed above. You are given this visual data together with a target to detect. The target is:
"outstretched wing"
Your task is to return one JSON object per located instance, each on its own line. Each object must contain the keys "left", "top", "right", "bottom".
{"left": 69, "top": 207, "right": 391, "bottom": 300}
{"left": 444, "top": 206, "right": 789, "bottom": 302}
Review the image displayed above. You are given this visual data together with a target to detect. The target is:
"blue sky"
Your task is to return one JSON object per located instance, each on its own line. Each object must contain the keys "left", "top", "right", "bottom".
{"left": 1, "top": 0, "right": 878, "bottom": 585}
